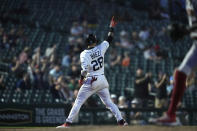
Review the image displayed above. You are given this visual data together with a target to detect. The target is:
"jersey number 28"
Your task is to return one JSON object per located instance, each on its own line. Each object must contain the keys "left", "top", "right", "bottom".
{"left": 91, "top": 57, "right": 103, "bottom": 71}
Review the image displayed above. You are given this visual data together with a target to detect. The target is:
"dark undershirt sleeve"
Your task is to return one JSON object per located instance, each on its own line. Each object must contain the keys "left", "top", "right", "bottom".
{"left": 106, "top": 27, "right": 114, "bottom": 44}
{"left": 106, "top": 35, "right": 113, "bottom": 44}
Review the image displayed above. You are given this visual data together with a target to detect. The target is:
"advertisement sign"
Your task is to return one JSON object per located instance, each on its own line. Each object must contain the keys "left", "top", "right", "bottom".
{"left": 0, "top": 108, "right": 32, "bottom": 125}
{"left": 0, "top": 105, "right": 70, "bottom": 126}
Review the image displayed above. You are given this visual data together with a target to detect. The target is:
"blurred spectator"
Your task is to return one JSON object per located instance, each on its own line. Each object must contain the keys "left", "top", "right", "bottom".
{"left": 121, "top": 52, "right": 130, "bottom": 67}
{"left": 167, "top": 75, "right": 174, "bottom": 96}
{"left": 73, "top": 38, "right": 84, "bottom": 54}
{"left": 139, "top": 26, "right": 150, "bottom": 41}
{"left": 68, "top": 65, "right": 80, "bottom": 80}
{"left": 70, "top": 22, "right": 83, "bottom": 36}
{"left": 32, "top": 47, "right": 41, "bottom": 66}
{"left": 119, "top": 30, "right": 134, "bottom": 49}
{"left": 118, "top": 96, "right": 128, "bottom": 109}
{"left": 157, "top": 26, "right": 167, "bottom": 37}
{"left": 10, "top": 56, "right": 24, "bottom": 79}
{"left": 27, "top": 59, "right": 35, "bottom": 85}
{"left": 65, "top": 37, "right": 75, "bottom": 53}
{"left": 10, "top": 57, "right": 20, "bottom": 72}
{"left": 118, "top": 96, "right": 128, "bottom": 119}
{"left": 131, "top": 31, "right": 145, "bottom": 50}
{"left": 130, "top": 98, "right": 146, "bottom": 125}
{"left": 0, "top": 75, "right": 5, "bottom": 90}
{"left": 62, "top": 53, "right": 71, "bottom": 67}
{"left": 109, "top": 50, "right": 121, "bottom": 67}
{"left": 131, "top": 31, "right": 139, "bottom": 41}
{"left": 49, "top": 53, "right": 58, "bottom": 65}
{"left": 131, "top": 98, "right": 141, "bottom": 108}
{"left": 18, "top": 47, "right": 30, "bottom": 64}
{"left": 40, "top": 57, "right": 50, "bottom": 88}
{"left": 154, "top": 72, "right": 168, "bottom": 108}
{"left": 54, "top": 76, "right": 72, "bottom": 101}
{"left": 154, "top": 44, "right": 167, "bottom": 60}
{"left": 1, "top": 34, "right": 9, "bottom": 49}
{"left": 143, "top": 46, "right": 157, "bottom": 60}
{"left": 16, "top": 73, "right": 31, "bottom": 91}
{"left": 111, "top": 94, "right": 118, "bottom": 105}
{"left": 45, "top": 44, "right": 57, "bottom": 58}
{"left": 65, "top": 37, "right": 84, "bottom": 57}
{"left": 186, "top": 72, "right": 196, "bottom": 92}
{"left": 68, "top": 79, "right": 77, "bottom": 91}
{"left": 33, "top": 67, "right": 45, "bottom": 89}
{"left": 71, "top": 55, "right": 80, "bottom": 66}
{"left": 134, "top": 68, "right": 153, "bottom": 107}
{"left": 49, "top": 65, "right": 63, "bottom": 80}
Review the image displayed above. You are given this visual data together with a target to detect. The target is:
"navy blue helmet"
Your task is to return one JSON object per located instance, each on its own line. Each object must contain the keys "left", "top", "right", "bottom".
{"left": 85, "top": 34, "right": 97, "bottom": 46}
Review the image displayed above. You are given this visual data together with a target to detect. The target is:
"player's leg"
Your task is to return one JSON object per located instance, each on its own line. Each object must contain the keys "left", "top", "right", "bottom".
{"left": 157, "top": 41, "right": 197, "bottom": 125}
{"left": 56, "top": 84, "right": 95, "bottom": 128}
{"left": 96, "top": 88, "right": 128, "bottom": 125}
{"left": 66, "top": 85, "right": 95, "bottom": 123}
{"left": 169, "top": 42, "right": 197, "bottom": 114}
{"left": 154, "top": 0, "right": 197, "bottom": 125}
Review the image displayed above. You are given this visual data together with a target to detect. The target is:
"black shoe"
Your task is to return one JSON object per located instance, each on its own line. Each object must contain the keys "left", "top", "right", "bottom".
{"left": 118, "top": 119, "right": 128, "bottom": 126}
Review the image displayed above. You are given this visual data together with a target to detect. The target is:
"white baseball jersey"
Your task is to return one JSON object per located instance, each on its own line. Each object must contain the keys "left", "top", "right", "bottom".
{"left": 65, "top": 40, "right": 124, "bottom": 124}
{"left": 80, "top": 41, "right": 109, "bottom": 76}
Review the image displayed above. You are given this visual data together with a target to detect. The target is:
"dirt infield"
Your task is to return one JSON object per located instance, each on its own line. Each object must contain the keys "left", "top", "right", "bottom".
{"left": 0, "top": 126, "right": 197, "bottom": 131}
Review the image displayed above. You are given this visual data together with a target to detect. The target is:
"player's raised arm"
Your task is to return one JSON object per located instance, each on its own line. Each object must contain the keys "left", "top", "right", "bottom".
{"left": 106, "top": 16, "right": 118, "bottom": 44}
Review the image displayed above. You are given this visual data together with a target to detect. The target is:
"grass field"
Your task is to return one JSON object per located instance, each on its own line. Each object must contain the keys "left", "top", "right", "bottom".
{"left": 0, "top": 126, "right": 197, "bottom": 131}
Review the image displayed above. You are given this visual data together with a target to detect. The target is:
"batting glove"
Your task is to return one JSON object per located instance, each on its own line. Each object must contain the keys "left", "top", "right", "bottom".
{"left": 110, "top": 16, "right": 118, "bottom": 28}
{"left": 78, "top": 79, "right": 84, "bottom": 86}
{"left": 91, "top": 76, "right": 97, "bottom": 84}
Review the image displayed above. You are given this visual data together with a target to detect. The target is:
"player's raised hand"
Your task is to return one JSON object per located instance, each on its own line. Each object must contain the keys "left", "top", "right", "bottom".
{"left": 110, "top": 16, "right": 118, "bottom": 28}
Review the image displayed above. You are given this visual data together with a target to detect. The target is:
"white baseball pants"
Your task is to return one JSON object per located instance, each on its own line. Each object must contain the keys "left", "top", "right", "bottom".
{"left": 66, "top": 75, "right": 123, "bottom": 123}
{"left": 178, "top": 41, "right": 197, "bottom": 76}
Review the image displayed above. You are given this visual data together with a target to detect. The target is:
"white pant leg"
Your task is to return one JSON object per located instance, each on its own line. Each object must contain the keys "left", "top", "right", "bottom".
{"left": 66, "top": 84, "right": 95, "bottom": 123}
{"left": 178, "top": 41, "right": 197, "bottom": 76}
{"left": 97, "top": 88, "right": 123, "bottom": 121}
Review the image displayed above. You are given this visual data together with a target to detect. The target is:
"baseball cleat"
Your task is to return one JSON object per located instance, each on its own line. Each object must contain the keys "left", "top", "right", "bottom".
{"left": 149, "top": 113, "right": 181, "bottom": 126}
{"left": 118, "top": 119, "right": 128, "bottom": 126}
{"left": 56, "top": 122, "right": 71, "bottom": 128}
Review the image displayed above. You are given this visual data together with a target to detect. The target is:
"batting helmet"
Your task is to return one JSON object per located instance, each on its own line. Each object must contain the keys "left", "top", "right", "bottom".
{"left": 85, "top": 34, "right": 97, "bottom": 46}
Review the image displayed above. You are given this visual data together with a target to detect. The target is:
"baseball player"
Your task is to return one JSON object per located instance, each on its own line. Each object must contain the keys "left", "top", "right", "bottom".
{"left": 151, "top": 0, "right": 197, "bottom": 126}
{"left": 56, "top": 16, "right": 128, "bottom": 128}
